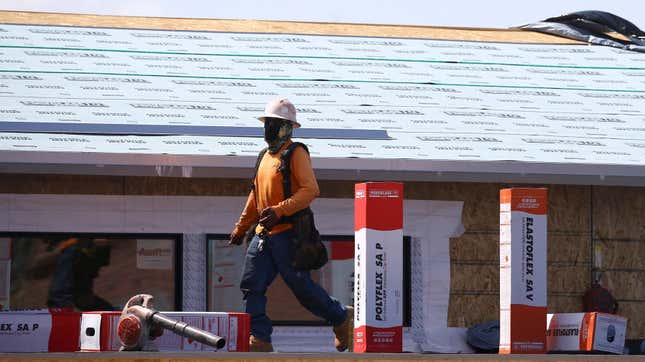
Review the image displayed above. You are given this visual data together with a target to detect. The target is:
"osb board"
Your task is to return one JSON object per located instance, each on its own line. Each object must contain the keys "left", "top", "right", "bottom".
{"left": 412, "top": 183, "right": 590, "bottom": 233}
{"left": 618, "top": 301, "right": 645, "bottom": 338}
{"left": 602, "top": 271, "right": 645, "bottom": 301}
{"left": 448, "top": 295, "right": 586, "bottom": 328}
{"left": 547, "top": 185, "right": 591, "bottom": 234}
{"left": 448, "top": 236, "right": 589, "bottom": 327}
{"left": 450, "top": 263, "right": 587, "bottom": 296}
{"left": 547, "top": 295, "right": 584, "bottom": 314}
{"left": 450, "top": 232, "right": 498, "bottom": 261}
{"left": 0, "top": 10, "right": 582, "bottom": 44}
{"left": 318, "top": 180, "right": 357, "bottom": 198}
{"left": 448, "top": 183, "right": 500, "bottom": 232}
{"left": 548, "top": 233, "right": 591, "bottom": 264}
{"left": 123, "top": 177, "right": 250, "bottom": 196}
{"left": 447, "top": 294, "right": 498, "bottom": 327}
{"left": 0, "top": 174, "right": 257, "bottom": 196}
{"left": 0, "top": 174, "right": 125, "bottom": 194}
{"left": 592, "top": 186, "right": 645, "bottom": 240}
{"left": 450, "top": 232, "right": 590, "bottom": 264}
{"left": 451, "top": 263, "right": 498, "bottom": 294}
{"left": 595, "top": 240, "right": 645, "bottom": 270}
{"left": 547, "top": 265, "right": 589, "bottom": 295}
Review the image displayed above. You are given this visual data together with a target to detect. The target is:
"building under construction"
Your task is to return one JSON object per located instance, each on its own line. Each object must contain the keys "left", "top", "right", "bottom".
{"left": 0, "top": 9, "right": 643, "bottom": 355}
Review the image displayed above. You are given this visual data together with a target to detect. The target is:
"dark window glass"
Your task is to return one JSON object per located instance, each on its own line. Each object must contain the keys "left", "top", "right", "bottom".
{"left": 2, "top": 234, "right": 178, "bottom": 311}
{"left": 207, "top": 235, "right": 410, "bottom": 326}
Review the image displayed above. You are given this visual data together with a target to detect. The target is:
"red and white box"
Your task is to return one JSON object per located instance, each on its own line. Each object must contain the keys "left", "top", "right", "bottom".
{"left": 326, "top": 241, "right": 355, "bottom": 305}
{"left": 80, "top": 311, "right": 249, "bottom": 352}
{"left": 547, "top": 312, "right": 627, "bottom": 354}
{"left": 354, "top": 182, "right": 403, "bottom": 353}
{"left": 499, "top": 188, "right": 548, "bottom": 354}
{"left": 0, "top": 310, "right": 81, "bottom": 352}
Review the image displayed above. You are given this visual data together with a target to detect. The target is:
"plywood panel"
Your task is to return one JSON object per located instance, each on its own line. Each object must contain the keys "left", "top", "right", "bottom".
{"left": 402, "top": 182, "right": 473, "bottom": 203}
{"left": 547, "top": 295, "right": 584, "bottom": 313}
{"left": 418, "top": 183, "right": 589, "bottom": 233}
{"left": 0, "top": 10, "right": 582, "bottom": 44}
{"left": 447, "top": 294, "right": 498, "bottom": 327}
{"left": 450, "top": 264, "right": 587, "bottom": 297}
{"left": 593, "top": 186, "right": 645, "bottom": 240}
{"left": 457, "top": 184, "right": 502, "bottom": 232}
{"left": 451, "top": 263, "right": 498, "bottom": 294}
{"left": 596, "top": 240, "right": 645, "bottom": 270}
{"left": 618, "top": 301, "right": 645, "bottom": 338}
{"left": 449, "top": 294, "right": 585, "bottom": 327}
{"left": 450, "top": 265, "right": 590, "bottom": 295}
{"left": 602, "top": 271, "right": 645, "bottom": 301}
{"left": 318, "top": 180, "right": 355, "bottom": 198}
{"left": 450, "top": 233, "right": 590, "bottom": 288}
{"left": 124, "top": 177, "right": 250, "bottom": 196}
{"left": 0, "top": 174, "right": 124, "bottom": 194}
{"left": 547, "top": 185, "right": 590, "bottom": 233}
{"left": 450, "top": 232, "right": 497, "bottom": 262}
{"left": 405, "top": 182, "right": 508, "bottom": 231}
{"left": 547, "top": 265, "right": 589, "bottom": 295}
{"left": 406, "top": 182, "right": 503, "bottom": 232}
{"left": 548, "top": 233, "right": 590, "bottom": 264}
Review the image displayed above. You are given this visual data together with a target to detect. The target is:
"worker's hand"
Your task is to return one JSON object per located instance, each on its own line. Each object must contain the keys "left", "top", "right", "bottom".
{"left": 259, "top": 207, "right": 279, "bottom": 230}
{"left": 228, "top": 232, "right": 244, "bottom": 246}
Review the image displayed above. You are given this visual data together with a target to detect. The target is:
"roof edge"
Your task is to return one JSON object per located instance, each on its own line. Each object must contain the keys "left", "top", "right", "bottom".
{"left": 1, "top": 151, "right": 644, "bottom": 186}
{"left": 0, "top": 10, "right": 583, "bottom": 44}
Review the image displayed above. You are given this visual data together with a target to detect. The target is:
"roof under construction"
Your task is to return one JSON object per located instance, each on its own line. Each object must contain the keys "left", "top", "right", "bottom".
{"left": 0, "top": 11, "right": 644, "bottom": 185}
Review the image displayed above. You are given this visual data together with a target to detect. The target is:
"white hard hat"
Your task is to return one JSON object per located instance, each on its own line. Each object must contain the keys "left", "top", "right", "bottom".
{"left": 257, "top": 98, "right": 301, "bottom": 128}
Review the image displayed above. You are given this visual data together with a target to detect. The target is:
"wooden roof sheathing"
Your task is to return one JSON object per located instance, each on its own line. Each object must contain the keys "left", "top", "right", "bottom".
{"left": 1, "top": 11, "right": 644, "bottom": 185}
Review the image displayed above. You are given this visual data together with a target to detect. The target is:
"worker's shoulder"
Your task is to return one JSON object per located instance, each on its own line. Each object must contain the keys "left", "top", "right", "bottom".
{"left": 285, "top": 142, "right": 310, "bottom": 161}
{"left": 286, "top": 141, "right": 309, "bottom": 154}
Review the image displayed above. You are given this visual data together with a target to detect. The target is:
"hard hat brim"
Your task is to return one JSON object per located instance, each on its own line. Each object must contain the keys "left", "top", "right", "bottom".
{"left": 258, "top": 114, "right": 301, "bottom": 128}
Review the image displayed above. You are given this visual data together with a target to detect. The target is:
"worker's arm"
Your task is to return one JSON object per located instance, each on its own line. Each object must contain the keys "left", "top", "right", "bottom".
{"left": 272, "top": 146, "right": 319, "bottom": 217}
{"left": 232, "top": 191, "right": 259, "bottom": 237}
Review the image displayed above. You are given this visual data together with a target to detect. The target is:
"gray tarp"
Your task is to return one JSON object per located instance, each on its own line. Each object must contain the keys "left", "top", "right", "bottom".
{"left": 519, "top": 10, "right": 645, "bottom": 53}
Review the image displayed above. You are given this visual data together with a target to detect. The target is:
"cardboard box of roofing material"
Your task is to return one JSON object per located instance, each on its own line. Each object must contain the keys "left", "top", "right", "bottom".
{"left": 354, "top": 182, "right": 403, "bottom": 353}
{"left": 547, "top": 312, "right": 627, "bottom": 354}
{"left": 0, "top": 310, "right": 81, "bottom": 352}
{"left": 80, "top": 311, "right": 249, "bottom": 352}
{"left": 499, "top": 188, "right": 548, "bottom": 354}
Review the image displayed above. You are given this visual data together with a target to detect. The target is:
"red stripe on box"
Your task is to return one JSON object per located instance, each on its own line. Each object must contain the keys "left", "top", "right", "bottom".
{"left": 48, "top": 312, "right": 81, "bottom": 352}
{"left": 354, "top": 182, "right": 403, "bottom": 231}
{"left": 508, "top": 304, "right": 547, "bottom": 354}
{"left": 231, "top": 312, "right": 250, "bottom": 352}
{"left": 354, "top": 325, "right": 402, "bottom": 353}
{"left": 580, "top": 312, "right": 594, "bottom": 351}
{"left": 331, "top": 241, "right": 354, "bottom": 260}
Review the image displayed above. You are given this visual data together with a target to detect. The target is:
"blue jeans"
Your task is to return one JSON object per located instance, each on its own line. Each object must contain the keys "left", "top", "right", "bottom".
{"left": 240, "top": 230, "right": 346, "bottom": 342}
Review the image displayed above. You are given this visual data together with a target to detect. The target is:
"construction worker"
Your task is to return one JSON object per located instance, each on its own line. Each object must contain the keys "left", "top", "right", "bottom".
{"left": 229, "top": 98, "right": 353, "bottom": 352}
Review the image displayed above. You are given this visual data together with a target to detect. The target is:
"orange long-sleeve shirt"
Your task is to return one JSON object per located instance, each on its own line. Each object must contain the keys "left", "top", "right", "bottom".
{"left": 232, "top": 141, "right": 320, "bottom": 237}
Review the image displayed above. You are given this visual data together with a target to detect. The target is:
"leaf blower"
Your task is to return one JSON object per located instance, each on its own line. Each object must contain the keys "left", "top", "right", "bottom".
{"left": 117, "top": 294, "right": 226, "bottom": 351}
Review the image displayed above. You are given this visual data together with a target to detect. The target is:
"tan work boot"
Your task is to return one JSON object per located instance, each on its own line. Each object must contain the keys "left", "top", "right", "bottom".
{"left": 249, "top": 335, "right": 274, "bottom": 352}
{"left": 333, "top": 306, "right": 354, "bottom": 352}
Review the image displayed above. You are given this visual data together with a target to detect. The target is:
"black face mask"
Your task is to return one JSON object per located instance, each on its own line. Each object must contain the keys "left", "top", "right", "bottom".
{"left": 264, "top": 117, "right": 292, "bottom": 153}
{"left": 264, "top": 118, "right": 283, "bottom": 143}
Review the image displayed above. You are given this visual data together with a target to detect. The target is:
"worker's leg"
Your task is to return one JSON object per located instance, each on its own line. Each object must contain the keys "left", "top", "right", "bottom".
{"left": 270, "top": 230, "right": 346, "bottom": 326}
{"left": 240, "top": 234, "right": 278, "bottom": 342}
